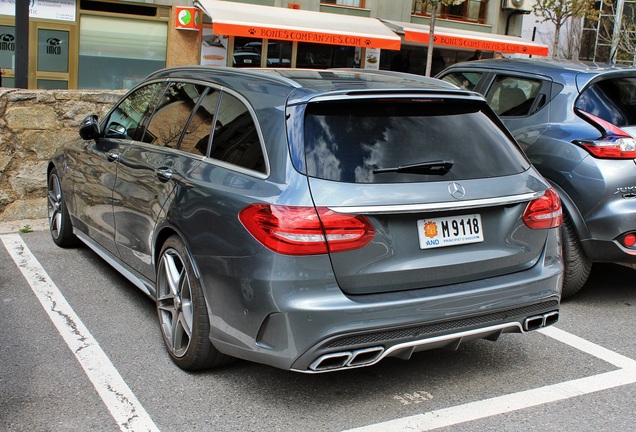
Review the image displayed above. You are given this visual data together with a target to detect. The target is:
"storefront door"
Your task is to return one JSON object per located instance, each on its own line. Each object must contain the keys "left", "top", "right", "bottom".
{"left": 31, "top": 21, "right": 77, "bottom": 89}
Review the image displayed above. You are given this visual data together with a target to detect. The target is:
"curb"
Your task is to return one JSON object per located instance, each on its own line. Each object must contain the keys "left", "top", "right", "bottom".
{"left": 0, "top": 218, "right": 49, "bottom": 235}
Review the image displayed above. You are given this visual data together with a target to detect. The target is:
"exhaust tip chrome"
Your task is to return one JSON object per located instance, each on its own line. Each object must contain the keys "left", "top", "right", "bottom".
{"left": 309, "top": 352, "right": 352, "bottom": 371}
{"left": 524, "top": 315, "right": 545, "bottom": 331}
{"left": 347, "top": 347, "right": 384, "bottom": 367}
{"left": 524, "top": 310, "right": 559, "bottom": 331}
{"left": 543, "top": 311, "right": 559, "bottom": 327}
{"left": 309, "top": 347, "right": 385, "bottom": 371}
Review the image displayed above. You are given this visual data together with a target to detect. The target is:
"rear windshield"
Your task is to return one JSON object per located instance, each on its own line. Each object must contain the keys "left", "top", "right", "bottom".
{"left": 303, "top": 99, "right": 529, "bottom": 183}
{"left": 576, "top": 77, "right": 636, "bottom": 126}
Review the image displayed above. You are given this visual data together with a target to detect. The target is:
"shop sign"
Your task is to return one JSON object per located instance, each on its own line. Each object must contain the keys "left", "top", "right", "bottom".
{"left": 175, "top": 7, "right": 202, "bottom": 31}
{"left": 405, "top": 29, "right": 549, "bottom": 57}
{"left": 211, "top": 22, "right": 401, "bottom": 50}
{"left": 364, "top": 48, "right": 380, "bottom": 70}
{"left": 200, "top": 28, "right": 227, "bottom": 67}
{"left": 0, "top": 0, "right": 76, "bottom": 22}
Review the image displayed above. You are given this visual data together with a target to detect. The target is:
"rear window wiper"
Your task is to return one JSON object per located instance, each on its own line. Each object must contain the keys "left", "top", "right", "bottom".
{"left": 373, "top": 160, "right": 454, "bottom": 175}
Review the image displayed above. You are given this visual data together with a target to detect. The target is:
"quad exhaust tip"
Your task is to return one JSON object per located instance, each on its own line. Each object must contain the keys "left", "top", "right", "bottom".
{"left": 308, "top": 312, "right": 559, "bottom": 372}
{"left": 309, "top": 347, "right": 384, "bottom": 372}
{"left": 524, "top": 310, "right": 559, "bottom": 331}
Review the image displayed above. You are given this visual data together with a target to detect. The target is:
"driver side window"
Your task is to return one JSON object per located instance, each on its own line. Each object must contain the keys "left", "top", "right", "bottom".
{"left": 104, "top": 83, "right": 167, "bottom": 140}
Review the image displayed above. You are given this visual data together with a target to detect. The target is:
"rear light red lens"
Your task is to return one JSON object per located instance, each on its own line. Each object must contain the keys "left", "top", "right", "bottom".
{"left": 576, "top": 110, "right": 636, "bottom": 159}
{"left": 623, "top": 233, "right": 636, "bottom": 248}
{"left": 523, "top": 188, "right": 562, "bottom": 229}
{"left": 239, "top": 204, "right": 375, "bottom": 255}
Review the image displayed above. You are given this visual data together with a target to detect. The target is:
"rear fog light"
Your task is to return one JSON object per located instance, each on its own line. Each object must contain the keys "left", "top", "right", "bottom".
{"left": 622, "top": 233, "right": 636, "bottom": 248}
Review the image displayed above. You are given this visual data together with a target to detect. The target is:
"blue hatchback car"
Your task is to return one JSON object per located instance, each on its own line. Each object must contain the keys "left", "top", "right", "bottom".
{"left": 439, "top": 59, "right": 636, "bottom": 298}
{"left": 48, "top": 67, "right": 562, "bottom": 372}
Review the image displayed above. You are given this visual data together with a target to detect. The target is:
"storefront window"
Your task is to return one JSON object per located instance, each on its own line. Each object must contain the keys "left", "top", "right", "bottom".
{"left": 37, "top": 79, "right": 68, "bottom": 90}
{"left": 38, "top": 29, "right": 69, "bottom": 73}
{"left": 297, "top": 43, "right": 357, "bottom": 69}
{"left": 321, "top": 0, "right": 366, "bottom": 7}
{"left": 78, "top": 15, "right": 167, "bottom": 89}
{"left": 0, "top": 25, "right": 15, "bottom": 70}
{"left": 412, "top": 0, "right": 487, "bottom": 24}
{"left": 233, "top": 37, "right": 292, "bottom": 68}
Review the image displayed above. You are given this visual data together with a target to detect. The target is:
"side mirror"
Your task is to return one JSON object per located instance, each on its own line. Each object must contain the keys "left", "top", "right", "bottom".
{"left": 79, "top": 114, "right": 100, "bottom": 140}
{"left": 105, "top": 122, "right": 127, "bottom": 139}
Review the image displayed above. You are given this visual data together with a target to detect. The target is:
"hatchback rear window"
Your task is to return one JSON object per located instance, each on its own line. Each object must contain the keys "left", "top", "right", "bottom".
{"left": 576, "top": 77, "right": 636, "bottom": 126}
{"left": 303, "top": 99, "right": 529, "bottom": 183}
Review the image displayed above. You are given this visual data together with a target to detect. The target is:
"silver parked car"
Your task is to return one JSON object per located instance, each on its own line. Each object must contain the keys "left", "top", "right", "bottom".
{"left": 438, "top": 59, "right": 636, "bottom": 297}
{"left": 48, "top": 67, "right": 562, "bottom": 372}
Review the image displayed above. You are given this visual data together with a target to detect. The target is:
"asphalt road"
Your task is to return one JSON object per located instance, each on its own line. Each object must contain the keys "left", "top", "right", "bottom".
{"left": 1, "top": 229, "right": 636, "bottom": 432}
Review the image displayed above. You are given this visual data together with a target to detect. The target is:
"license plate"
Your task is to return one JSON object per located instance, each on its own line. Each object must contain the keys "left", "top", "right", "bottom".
{"left": 417, "top": 214, "right": 484, "bottom": 249}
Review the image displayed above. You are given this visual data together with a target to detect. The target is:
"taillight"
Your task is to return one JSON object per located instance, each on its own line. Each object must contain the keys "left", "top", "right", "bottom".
{"left": 575, "top": 110, "right": 636, "bottom": 159}
{"left": 239, "top": 204, "right": 375, "bottom": 255}
{"left": 523, "top": 188, "right": 562, "bottom": 229}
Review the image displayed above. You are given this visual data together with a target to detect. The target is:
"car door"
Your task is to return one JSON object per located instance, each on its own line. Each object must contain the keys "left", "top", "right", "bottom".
{"left": 113, "top": 82, "right": 219, "bottom": 281}
{"left": 481, "top": 73, "right": 553, "bottom": 150}
{"left": 71, "top": 82, "right": 167, "bottom": 254}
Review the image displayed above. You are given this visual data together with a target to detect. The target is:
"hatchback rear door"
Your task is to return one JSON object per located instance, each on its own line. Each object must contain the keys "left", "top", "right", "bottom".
{"left": 297, "top": 94, "right": 556, "bottom": 295}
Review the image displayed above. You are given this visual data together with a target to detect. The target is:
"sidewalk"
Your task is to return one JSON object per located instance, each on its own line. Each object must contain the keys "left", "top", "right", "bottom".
{"left": 0, "top": 218, "right": 49, "bottom": 235}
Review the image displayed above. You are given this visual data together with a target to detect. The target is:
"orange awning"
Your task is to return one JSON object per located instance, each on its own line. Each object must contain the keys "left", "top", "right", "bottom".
{"left": 194, "top": 0, "right": 401, "bottom": 50}
{"left": 384, "top": 20, "right": 549, "bottom": 57}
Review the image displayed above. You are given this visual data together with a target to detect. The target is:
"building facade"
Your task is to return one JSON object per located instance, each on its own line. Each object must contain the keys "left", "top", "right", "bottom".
{"left": 0, "top": 0, "right": 545, "bottom": 90}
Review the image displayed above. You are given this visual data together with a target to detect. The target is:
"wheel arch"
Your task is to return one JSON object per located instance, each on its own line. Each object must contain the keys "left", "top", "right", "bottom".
{"left": 154, "top": 225, "right": 202, "bottom": 281}
{"left": 548, "top": 180, "right": 591, "bottom": 241}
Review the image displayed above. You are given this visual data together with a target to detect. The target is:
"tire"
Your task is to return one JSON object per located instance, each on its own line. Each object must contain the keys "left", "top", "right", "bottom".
{"left": 156, "top": 236, "right": 232, "bottom": 370}
{"left": 47, "top": 168, "right": 78, "bottom": 248}
{"left": 560, "top": 211, "right": 592, "bottom": 299}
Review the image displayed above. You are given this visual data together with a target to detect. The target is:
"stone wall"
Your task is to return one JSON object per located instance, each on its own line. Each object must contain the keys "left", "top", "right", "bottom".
{"left": 0, "top": 88, "right": 126, "bottom": 222}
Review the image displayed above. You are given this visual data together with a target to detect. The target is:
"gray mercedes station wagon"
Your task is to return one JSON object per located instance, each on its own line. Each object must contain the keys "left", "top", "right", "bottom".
{"left": 438, "top": 59, "right": 636, "bottom": 298}
{"left": 48, "top": 67, "right": 562, "bottom": 373}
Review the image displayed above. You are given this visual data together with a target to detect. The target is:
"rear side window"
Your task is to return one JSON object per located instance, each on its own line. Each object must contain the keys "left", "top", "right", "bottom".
{"left": 576, "top": 77, "right": 636, "bottom": 126}
{"left": 303, "top": 99, "right": 529, "bottom": 184}
{"left": 211, "top": 93, "right": 266, "bottom": 174}
{"left": 485, "top": 75, "right": 543, "bottom": 116}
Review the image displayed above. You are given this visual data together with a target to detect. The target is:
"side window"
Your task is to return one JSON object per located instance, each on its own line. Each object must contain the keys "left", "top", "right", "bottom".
{"left": 104, "top": 82, "right": 167, "bottom": 140}
{"left": 143, "top": 82, "right": 207, "bottom": 148}
{"left": 440, "top": 72, "right": 483, "bottom": 91}
{"left": 180, "top": 87, "right": 221, "bottom": 156}
{"left": 486, "top": 75, "right": 543, "bottom": 117}
{"left": 211, "top": 93, "right": 266, "bottom": 174}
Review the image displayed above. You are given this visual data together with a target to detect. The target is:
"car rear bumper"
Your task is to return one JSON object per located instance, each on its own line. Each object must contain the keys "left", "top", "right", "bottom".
{"left": 199, "top": 230, "right": 562, "bottom": 372}
{"left": 581, "top": 238, "right": 636, "bottom": 263}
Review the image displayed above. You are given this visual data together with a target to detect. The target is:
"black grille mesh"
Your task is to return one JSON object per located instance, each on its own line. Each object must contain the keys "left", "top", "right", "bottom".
{"left": 325, "top": 300, "right": 558, "bottom": 348}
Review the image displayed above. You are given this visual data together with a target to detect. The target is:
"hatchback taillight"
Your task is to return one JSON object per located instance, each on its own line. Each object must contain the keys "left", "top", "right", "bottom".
{"left": 523, "top": 188, "right": 562, "bottom": 229}
{"left": 239, "top": 204, "right": 375, "bottom": 255}
{"left": 575, "top": 110, "right": 636, "bottom": 159}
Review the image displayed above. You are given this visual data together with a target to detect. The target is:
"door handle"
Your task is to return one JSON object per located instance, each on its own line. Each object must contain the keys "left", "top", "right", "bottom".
{"left": 156, "top": 167, "right": 174, "bottom": 181}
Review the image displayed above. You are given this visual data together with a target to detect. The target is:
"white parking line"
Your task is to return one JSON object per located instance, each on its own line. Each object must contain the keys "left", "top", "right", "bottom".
{"left": 1, "top": 234, "right": 159, "bottom": 432}
{"left": 344, "top": 319, "right": 636, "bottom": 431}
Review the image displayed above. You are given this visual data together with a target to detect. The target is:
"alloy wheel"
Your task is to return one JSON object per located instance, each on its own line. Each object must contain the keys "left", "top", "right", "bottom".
{"left": 157, "top": 249, "right": 194, "bottom": 358}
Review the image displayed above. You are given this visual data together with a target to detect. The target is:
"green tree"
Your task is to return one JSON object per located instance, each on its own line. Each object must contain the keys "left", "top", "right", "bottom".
{"left": 596, "top": 0, "right": 636, "bottom": 64}
{"left": 533, "top": 0, "right": 599, "bottom": 58}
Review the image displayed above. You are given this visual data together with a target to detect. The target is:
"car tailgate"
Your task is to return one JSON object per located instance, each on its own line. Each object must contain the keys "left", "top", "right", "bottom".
{"left": 308, "top": 174, "right": 552, "bottom": 295}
